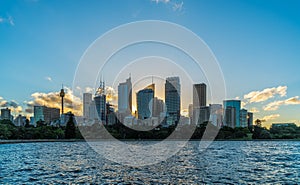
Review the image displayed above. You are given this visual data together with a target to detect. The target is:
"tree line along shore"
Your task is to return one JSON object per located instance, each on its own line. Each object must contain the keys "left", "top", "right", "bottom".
{"left": 1, "top": 115, "right": 300, "bottom": 141}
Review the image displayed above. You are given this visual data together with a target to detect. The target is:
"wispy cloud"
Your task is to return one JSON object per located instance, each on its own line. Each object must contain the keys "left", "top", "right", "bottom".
{"left": 0, "top": 15, "right": 15, "bottom": 26}
{"left": 8, "top": 16, "right": 14, "bottom": 26}
{"left": 172, "top": 1, "right": 183, "bottom": 11}
{"left": 151, "top": 0, "right": 184, "bottom": 12}
{"left": 152, "top": 0, "right": 170, "bottom": 3}
{"left": 263, "top": 96, "right": 300, "bottom": 111}
{"left": 262, "top": 114, "right": 280, "bottom": 121}
{"left": 249, "top": 107, "right": 259, "bottom": 113}
{"left": 243, "top": 85, "right": 287, "bottom": 104}
{"left": 45, "top": 76, "right": 52, "bottom": 82}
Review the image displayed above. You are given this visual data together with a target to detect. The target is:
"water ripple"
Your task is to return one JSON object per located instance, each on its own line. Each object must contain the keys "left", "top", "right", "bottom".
{"left": 0, "top": 141, "right": 300, "bottom": 184}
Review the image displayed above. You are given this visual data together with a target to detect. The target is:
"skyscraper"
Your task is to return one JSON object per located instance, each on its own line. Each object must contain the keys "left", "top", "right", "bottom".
{"left": 192, "top": 83, "right": 207, "bottom": 125}
{"left": 94, "top": 81, "right": 106, "bottom": 123}
{"left": 240, "top": 109, "right": 248, "bottom": 128}
{"left": 165, "top": 77, "right": 181, "bottom": 125}
{"left": 137, "top": 84, "right": 154, "bottom": 120}
{"left": 153, "top": 97, "right": 164, "bottom": 117}
{"left": 224, "top": 106, "right": 236, "bottom": 128}
{"left": 83, "top": 93, "right": 92, "bottom": 119}
{"left": 223, "top": 100, "right": 241, "bottom": 128}
{"left": 193, "top": 83, "right": 206, "bottom": 108}
{"left": 118, "top": 76, "right": 132, "bottom": 114}
{"left": 199, "top": 106, "right": 210, "bottom": 125}
{"left": 89, "top": 100, "right": 98, "bottom": 120}
{"left": 209, "top": 104, "right": 223, "bottom": 127}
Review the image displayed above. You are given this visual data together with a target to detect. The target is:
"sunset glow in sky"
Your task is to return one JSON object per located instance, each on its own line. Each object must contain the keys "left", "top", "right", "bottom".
{"left": 1, "top": 0, "right": 300, "bottom": 127}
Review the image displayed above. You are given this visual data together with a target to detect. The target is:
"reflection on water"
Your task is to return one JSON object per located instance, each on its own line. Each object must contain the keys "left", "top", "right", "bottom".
{"left": 0, "top": 141, "right": 299, "bottom": 184}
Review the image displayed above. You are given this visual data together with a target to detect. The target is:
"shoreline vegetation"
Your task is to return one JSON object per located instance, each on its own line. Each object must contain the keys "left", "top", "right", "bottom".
{"left": 1, "top": 116, "right": 300, "bottom": 144}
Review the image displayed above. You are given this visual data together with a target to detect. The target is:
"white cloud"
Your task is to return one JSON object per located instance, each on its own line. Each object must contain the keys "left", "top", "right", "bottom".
{"left": 151, "top": 0, "right": 184, "bottom": 12}
{"left": 152, "top": 0, "right": 170, "bottom": 3}
{"left": 173, "top": 1, "right": 183, "bottom": 11}
{"left": 85, "top": 87, "right": 94, "bottom": 93}
{"left": 262, "top": 114, "right": 280, "bottom": 121}
{"left": 249, "top": 107, "right": 259, "bottom": 113}
{"left": 243, "top": 86, "right": 287, "bottom": 104}
{"left": 241, "top": 101, "right": 247, "bottom": 108}
{"left": 263, "top": 96, "right": 300, "bottom": 111}
{"left": 26, "top": 86, "right": 83, "bottom": 116}
{"left": 45, "top": 76, "right": 52, "bottom": 82}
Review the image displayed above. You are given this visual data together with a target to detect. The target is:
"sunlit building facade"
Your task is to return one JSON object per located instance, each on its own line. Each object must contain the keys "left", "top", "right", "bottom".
{"left": 118, "top": 76, "right": 132, "bottom": 114}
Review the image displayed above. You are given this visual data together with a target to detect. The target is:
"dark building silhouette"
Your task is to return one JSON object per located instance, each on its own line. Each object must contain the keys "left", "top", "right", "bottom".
{"left": 60, "top": 85, "right": 65, "bottom": 115}
{"left": 94, "top": 81, "right": 106, "bottom": 124}
{"left": 193, "top": 83, "right": 206, "bottom": 108}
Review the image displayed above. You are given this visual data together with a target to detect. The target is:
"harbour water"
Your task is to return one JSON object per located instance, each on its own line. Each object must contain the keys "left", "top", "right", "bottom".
{"left": 0, "top": 141, "right": 299, "bottom": 184}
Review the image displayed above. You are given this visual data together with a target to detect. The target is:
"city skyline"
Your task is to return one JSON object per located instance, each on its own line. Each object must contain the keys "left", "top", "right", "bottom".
{"left": 1, "top": 0, "right": 300, "bottom": 128}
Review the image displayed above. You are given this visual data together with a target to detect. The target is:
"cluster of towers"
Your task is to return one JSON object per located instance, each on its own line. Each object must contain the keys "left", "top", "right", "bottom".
{"left": 82, "top": 76, "right": 182, "bottom": 126}
{"left": 82, "top": 75, "right": 253, "bottom": 128}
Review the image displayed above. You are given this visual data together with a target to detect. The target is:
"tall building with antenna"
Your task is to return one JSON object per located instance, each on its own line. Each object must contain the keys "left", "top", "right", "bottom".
{"left": 59, "top": 85, "right": 65, "bottom": 115}
{"left": 94, "top": 80, "right": 106, "bottom": 123}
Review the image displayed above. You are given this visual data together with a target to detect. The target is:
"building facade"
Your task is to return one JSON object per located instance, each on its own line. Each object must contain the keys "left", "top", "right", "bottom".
{"left": 94, "top": 81, "right": 106, "bottom": 123}
{"left": 223, "top": 100, "right": 241, "bottom": 128}
{"left": 83, "top": 93, "right": 92, "bottom": 119}
{"left": 209, "top": 104, "right": 223, "bottom": 127}
{"left": 193, "top": 83, "right": 207, "bottom": 108}
{"left": 224, "top": 106, "right": 236, "bottom": 128}
{"left": 153, "top": 97, "right": 164, "bottom": 118}
{"left": 240, "top": 109, "right": 248, "bottom": 128}
{"left": 118, "top": 76, "right": 132, "bottom": 114}
{"left": 165, "top": 77, "right": 181, "bottom": 125}
{"left": 1, "top": 108, "right": 12, "bottom": 121}
{"left": 33, "top": 106, "right": 60, "bottom": 124}
{"left": 137, "top": 86, "right": 154, "bottom": 120}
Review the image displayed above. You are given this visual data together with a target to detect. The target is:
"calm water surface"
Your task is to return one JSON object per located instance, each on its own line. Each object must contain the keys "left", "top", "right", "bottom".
{"left": 0, "top": 141, "right": 299, "bottom": 184}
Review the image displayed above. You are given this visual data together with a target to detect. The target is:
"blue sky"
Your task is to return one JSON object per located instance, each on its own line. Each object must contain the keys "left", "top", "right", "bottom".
{"left": 0, "top": 0, "right": 300, "bottom": 126}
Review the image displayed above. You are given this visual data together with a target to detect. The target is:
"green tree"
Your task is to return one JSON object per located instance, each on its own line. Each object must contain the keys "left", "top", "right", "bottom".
{"left": 65, "top": 115, "right": 76, "bottom": 139}
{"left": 36, "top": 119, "right": 45, "bottom": 127}
{"left": 24, "top": 119, "right": 30, "bottom": 128}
